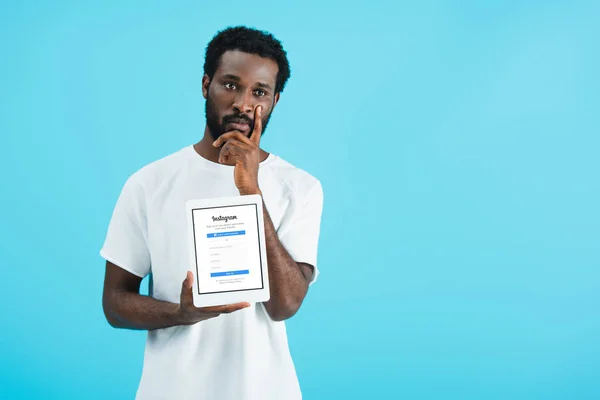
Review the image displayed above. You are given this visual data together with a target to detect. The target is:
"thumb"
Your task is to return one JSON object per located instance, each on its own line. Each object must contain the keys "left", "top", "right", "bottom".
{"left": 180, "top": 271, "right": 194, "bottom": 303}
{"left": 181, "top": 271, "right": 193, "bottom": 291}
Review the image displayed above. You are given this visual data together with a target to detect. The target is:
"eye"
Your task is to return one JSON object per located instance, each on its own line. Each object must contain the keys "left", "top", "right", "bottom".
{"left": 224, "top": 82, "right": 237, "bottom": 90}
{"left": 254, "top": 89, "right": 267, "bottom": 97}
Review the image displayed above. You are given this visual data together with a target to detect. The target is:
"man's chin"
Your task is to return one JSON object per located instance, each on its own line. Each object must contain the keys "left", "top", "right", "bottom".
{"left": 224, "top": 122, "right": 252, "bottom": 135}
{"left": 207, "top": 122, "right": 267, "bottom": 141}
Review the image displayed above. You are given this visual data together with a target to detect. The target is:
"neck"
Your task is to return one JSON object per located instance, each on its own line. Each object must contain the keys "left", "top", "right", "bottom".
{"left": 193, "top": 125, "right": 270, "bottom": 164}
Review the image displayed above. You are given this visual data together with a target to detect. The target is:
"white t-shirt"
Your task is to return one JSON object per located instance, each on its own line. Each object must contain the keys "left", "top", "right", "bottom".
{"left": 100, "top": 145, "right": 323, "bottom": 400}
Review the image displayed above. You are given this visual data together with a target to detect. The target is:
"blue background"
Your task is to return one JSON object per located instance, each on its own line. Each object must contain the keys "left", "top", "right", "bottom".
{"left": 1, "top": 1, "right": 599, "bottom": 399}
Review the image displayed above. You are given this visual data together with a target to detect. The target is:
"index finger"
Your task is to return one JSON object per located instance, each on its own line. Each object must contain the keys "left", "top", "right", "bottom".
{"left": 250, "top": 105, "right": 263, "bottom": 145}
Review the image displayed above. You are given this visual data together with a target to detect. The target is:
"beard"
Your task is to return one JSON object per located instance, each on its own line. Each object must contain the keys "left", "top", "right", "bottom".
{"left": 205, "top": 92, "right": 273, "bottom": 141}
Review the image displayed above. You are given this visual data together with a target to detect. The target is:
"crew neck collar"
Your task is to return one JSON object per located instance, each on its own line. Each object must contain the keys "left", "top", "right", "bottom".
{"left": 186, "top": 145, "right": 275, "bottom": 171}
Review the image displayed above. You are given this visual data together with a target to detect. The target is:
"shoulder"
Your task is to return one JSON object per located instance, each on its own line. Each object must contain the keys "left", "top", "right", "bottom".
{"left": 121, "top": 146, "right": 191, "bottom": 197}
{"left": 266, "top": 154, "right": 323, "bottom": 202}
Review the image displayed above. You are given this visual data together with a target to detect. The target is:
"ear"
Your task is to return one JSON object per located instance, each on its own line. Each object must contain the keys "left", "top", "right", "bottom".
{"left": 273, "top": 92, "right": 281, "bottom": 108}
{"left": 202, "top": 75, "right": 210, "bottom": 99}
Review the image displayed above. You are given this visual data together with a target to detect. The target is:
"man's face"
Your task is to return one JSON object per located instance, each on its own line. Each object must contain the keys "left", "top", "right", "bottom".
{"left": 203, "top": 50, "right": 280, "bottom": 141}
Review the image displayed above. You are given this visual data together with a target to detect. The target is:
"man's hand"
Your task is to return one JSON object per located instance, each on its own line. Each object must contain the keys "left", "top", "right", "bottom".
{"left": 212, "top": 106, "right": 264, "bottom": 195}
{"left": 179, "top": 271, "right": 250, "bottom": 325}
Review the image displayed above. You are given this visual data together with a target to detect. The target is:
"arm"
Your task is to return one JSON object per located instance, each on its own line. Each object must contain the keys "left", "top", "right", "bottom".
{"left": 102, "top": 261, "right": 249, "bottom": 330}
{"left": 102, "top": 261, "right": 181, "bottom": 330}
{"left": 260, "top": 200, "right": 314, "bottom": 321}
{"left": 213, "top": 106, "right": 319, "bottom": 322}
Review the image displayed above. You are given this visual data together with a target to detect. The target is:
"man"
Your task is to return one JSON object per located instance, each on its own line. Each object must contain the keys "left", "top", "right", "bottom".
{"left": 100, "top": 26, "right": 323, "bottom": 400}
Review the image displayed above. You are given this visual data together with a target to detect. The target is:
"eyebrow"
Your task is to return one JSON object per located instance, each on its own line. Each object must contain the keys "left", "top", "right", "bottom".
{"left": 256, "top": 81, "right": 272, "bottom": 90}
{"left": 221, "top": 74, "right": 273, "bottom": 91}
{"left": 222, "top": 74, "right": 241, "bottom": 81}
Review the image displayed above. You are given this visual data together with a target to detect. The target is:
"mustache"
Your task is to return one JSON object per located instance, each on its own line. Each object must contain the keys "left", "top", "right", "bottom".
{"left": 222, "top": 114, "right": 253, "bottom": 125}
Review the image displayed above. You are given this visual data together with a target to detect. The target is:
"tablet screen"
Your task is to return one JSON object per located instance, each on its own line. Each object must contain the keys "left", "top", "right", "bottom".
{"left": 191, "top": 203, "right": 265, "bottom": 295}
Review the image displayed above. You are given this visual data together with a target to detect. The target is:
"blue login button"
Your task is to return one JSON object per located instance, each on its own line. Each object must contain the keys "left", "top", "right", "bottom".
{"left": 207, "top": 230, "right": 246, "bottom": 238}
{"left": 210, "top": 269, "right": 250, "bottom": 277}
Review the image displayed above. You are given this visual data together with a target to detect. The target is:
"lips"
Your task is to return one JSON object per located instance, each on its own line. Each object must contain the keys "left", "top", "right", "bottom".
{"left": 225, "top": 118, "right": 251, "bottom": 132}
{"left": 227, "top": 121, "right": 250, "bottom": 131}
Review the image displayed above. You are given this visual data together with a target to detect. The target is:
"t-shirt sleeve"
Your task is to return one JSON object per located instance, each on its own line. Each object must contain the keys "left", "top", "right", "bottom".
{"left": 99, "top": 174, "right": 151, "bottom": 278}
{"left": 277, "top": 181, "right": 324, "bottom": 285}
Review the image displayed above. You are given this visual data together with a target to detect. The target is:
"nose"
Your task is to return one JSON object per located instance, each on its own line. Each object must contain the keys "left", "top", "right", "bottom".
{"left": 232, "top": 89, "right": 254, "bottom": 115}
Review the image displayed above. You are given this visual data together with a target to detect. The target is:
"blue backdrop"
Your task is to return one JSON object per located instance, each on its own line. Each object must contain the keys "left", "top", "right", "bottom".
{"left": 1, "top": 1, "right": 599, "bottom": 399}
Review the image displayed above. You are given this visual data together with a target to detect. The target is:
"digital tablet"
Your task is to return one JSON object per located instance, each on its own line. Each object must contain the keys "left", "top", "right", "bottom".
{"left": 186, "top": 194, "right": 270, "bottom": 308}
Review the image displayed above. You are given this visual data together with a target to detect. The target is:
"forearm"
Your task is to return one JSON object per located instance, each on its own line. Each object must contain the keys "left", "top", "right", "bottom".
{"left": 260, "top": 199, "right": 309, "bottom": 321}
{"left": 103, "top": 291, "right": 184, "bottom": 331}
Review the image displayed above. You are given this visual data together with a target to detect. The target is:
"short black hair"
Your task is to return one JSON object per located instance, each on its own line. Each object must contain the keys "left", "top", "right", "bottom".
{"left": 203, "top": 26, "right": 291, "bottom": 94}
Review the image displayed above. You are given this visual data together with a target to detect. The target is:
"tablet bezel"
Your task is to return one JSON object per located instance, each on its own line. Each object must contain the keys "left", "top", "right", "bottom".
{"left": 185, "top": 194, "right": 270, "bottom": 308}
